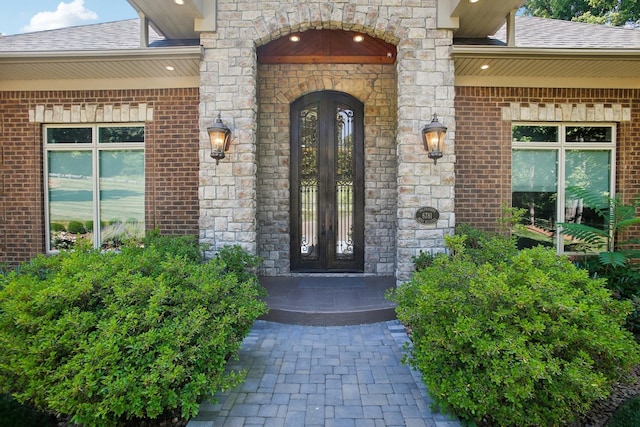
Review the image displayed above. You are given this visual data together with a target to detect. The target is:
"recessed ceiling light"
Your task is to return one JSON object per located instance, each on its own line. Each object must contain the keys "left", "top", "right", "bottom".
{"left": 470, "top": 0, "right": 480, "bottom": 3}
{"left": 480, "top": 64, "right": 490, "bottom": 70}
{"left": 174, "top": 0, "right": 185, "bottom": 5}
{"left": 289, "top": 34, "right": 300, "bottom": 42}
{"left": 166, "top": 65, "right": 175, "bottom": 71}
{"left": 353, "top": 34, "right": 365, "bottom": 42}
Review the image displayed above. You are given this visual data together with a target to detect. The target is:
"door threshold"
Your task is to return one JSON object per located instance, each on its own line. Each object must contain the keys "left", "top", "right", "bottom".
{"left": 286, "top": 272, "right": 375, "bottom": 277}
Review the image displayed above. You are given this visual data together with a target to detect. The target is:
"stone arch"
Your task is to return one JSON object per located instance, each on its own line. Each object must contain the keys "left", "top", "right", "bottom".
{"left": 276, "top": 73, "right": 375, "bottom": 105}
{"left": 249, "top": 3, "right": 403, "bottom": 108}
{"left": 251, "top": 2, "right": 401, "bottom": 50}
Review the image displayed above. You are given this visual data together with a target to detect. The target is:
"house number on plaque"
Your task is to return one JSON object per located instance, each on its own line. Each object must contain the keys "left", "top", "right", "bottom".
{"left": 416, "top": 207, "right": 439, "bottom": 224}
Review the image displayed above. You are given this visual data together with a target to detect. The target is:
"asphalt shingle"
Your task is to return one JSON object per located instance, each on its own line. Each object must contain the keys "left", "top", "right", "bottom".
{"left": 490, "top": 15, "right": 640, "bottom": 49}
{"left": 0, "top": 19, "right": 196, "bottom": 52}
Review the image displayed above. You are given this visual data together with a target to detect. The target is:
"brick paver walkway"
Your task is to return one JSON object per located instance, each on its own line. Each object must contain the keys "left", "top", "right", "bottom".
{"left": 187, "top": 320, "right": 460, "bottom": 427}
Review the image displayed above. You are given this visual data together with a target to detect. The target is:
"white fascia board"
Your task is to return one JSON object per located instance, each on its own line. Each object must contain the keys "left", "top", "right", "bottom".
{"left": 0, "top": 77, "right": 199, "bottom": 91}
{"left": 0, "top": 46, "right": 202, "bottom": 62}
{"left": 438, "top": 0, "right": 460, "bottom": 30}
{"left": 455, "top": 74, "right": 640, "bottom": 89}
{"left": 193, "top": 0, "right": 217, "bottom": 32}
{"left": 452, "top": 46, "right": 640, "bottom": 59}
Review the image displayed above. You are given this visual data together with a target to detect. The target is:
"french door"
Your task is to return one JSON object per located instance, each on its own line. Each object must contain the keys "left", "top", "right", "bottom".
{"left": 290, "top": 91, "right": 364, "bottom": 272}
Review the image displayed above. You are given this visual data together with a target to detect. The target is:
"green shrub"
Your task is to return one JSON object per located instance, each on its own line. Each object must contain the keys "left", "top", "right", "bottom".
{"left": 606, "top": 394, "right": 640, "bottom": 427}
{"left": 392, "top": 240, "right": 640, "bottom": 427}
{"left": 412, "top": 250, "right": 436, "bottom": 271}
{"left": 141, "top": 230, "right": 203, "bottom": 263}
{"left": 49, "top": 223, "right": 66, "bottom": 232}
{"left": 0, "top": 238, "right": 267, "bottom": 427}
{"left": 572, "top": 256, "right": 640, "bottom": 338}
{"left": 558, "top": 186, "right": 640, "bottom": 268}
{"left": 454, "top": 223, "right": 519, "bottom": 267}
{"left": 455, "top": 223, "right": 490, "bottom": 249}
{"left": 216, "top": 244, "right": 262, "bottom": 276}
{"left": 66, "top": 220, "right": 87, "bottom": 234}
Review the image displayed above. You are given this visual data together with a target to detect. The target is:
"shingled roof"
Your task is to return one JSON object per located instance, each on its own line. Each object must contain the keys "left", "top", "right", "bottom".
{"left": 2, "top": 13, "right": 639, "bottom": 89}
{"left": 2, "top": 14, "right": 639, "bottom": 52}
{"left": 0, "top": 19, "right": 197, "bottom": 52}
{"left": 458, "top": 15, "right": 640, "bottom": 49}
{"left": 453, "top": 16, "right": 640, "bottom": 88}
{"left": 0, "top": 18, "right": 201, "bottom": 90}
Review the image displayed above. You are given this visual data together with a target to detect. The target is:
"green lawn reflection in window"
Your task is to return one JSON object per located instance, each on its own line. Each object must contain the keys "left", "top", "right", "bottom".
{"left": 46, "top": 125, "right": 145, "bottom": 251}
{"left": 99, "top": 150, "right": 145, "bottom": 249}
{"left": 48, "top": 151, "right": 94, "bottom": 249}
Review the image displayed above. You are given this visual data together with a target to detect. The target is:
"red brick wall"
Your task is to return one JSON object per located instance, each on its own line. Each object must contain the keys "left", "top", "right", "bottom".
{"left": 0, "top": 88, "right": 199, "bottom": 266}
{"left": 455, "top": 87, "right": 640, "bottom": 233}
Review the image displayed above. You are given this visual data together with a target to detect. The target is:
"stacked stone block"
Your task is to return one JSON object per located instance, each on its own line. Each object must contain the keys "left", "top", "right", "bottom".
{"left": 199, "top": 1, "right": 455, "bottom": 281}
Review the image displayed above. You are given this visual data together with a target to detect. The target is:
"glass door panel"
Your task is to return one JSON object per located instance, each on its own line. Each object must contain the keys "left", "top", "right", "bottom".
{"left": 290, "top": 91, "right": 363, "bottom": 272}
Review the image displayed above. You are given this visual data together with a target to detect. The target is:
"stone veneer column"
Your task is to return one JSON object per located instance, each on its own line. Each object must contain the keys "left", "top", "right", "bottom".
{"left": 394, "top": 7, "right": 455, "bottom": 282}
{"left": 199, "top": 1, "right": 456, "bottom": 281}
{"left": 199, "top": 30, "right": 258, "bottom": 258}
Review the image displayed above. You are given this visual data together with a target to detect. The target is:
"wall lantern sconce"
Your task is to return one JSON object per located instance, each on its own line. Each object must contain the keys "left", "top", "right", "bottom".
{"left": 421, "top": 113, "right": 447, "bottom": 165}
{"left": 208, "top": 113, "right": 231, "bottom": 165}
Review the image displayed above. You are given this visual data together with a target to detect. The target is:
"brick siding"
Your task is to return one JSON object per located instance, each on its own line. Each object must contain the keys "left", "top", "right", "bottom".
{"left": 455, "top": 87, "right": 640, "bottom": 233}
{"left": 0, "top": 88, "right": 199, "bottom": 266}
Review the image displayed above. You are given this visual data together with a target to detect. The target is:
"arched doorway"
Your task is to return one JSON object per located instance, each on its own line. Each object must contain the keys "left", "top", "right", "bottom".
{"left": 254, "top": 28, "right": 399, "bottom": 277}
{"left": 289, "top": 90, "right": 364, "bottom": 272}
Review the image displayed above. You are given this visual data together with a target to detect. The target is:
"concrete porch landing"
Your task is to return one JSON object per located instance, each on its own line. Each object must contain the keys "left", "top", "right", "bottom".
{"left": 258, "top": 276, "right": 397, "bottom": 326}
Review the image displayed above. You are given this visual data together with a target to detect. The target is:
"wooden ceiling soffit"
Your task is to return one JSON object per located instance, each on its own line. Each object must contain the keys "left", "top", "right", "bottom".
{"left": 257, "top": 30, "right": 397, "bottom": 64}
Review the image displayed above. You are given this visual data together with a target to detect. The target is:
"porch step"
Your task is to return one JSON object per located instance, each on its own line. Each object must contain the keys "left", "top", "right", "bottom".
{"left": 258, "top": 276, "right": 397, "bottom": 326}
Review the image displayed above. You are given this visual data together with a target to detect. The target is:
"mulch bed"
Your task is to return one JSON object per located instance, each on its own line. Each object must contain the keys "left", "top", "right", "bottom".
{"left": 571, "top": 365, "right": 640, "bottom": 427}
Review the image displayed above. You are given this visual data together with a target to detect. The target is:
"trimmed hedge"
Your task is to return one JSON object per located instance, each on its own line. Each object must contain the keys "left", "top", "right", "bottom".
{"left": 392, "top": 237, "right": 640, "bottom": 427}
{"left": 0, "top": 236, "right": 267, "bottom": 427}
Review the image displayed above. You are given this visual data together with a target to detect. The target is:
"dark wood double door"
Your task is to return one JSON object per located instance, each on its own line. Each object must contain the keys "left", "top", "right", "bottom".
{"left": 290, "top": 91, "right": 364, "bottom": 272}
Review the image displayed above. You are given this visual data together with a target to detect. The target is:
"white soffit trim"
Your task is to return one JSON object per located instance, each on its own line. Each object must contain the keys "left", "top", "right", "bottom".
{"left": 437, "top": 0, "right": 460, "bottom": 30}
{"left": 0, "top": 46, "right": 201, "bottom": 61}
{"left": 455, "top": 75, "right": 640, "bottom": 89}
{"left": 453, "top": 46, "right": 640, "bottom": 58}
{"left": 453, "top": 46, "right": 640, "bottom": 88}
{"left": 439, "top": 0, "right": 526, "bottom": 37}
{"left": 0, "top": 77, "right": 199, "bottom": 91}
{"left": 127, "top": 0, "right": 214, "bottom": 38}
{"left": 0, "top": 47, "right": 201, "bottom": 87}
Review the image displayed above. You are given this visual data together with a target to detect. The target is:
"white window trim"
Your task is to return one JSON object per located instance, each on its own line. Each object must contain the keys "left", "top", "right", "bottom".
{"left": 512, "top": 122, "right": 616, "bottom": 255}
{"left": 44, "top": 123, "right": 145, "bottom": 253}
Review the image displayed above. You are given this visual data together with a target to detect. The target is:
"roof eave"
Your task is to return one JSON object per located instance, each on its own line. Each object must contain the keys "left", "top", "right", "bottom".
{"left": 0, "top": 47, "right": 202, "bottom": 90}
{"left": 452, "top": 45, "right": 640, "bottom": 59}
{"left": 0, "top": 46, "right": 202, "bottom": 61}
{"left": 452, "top": 46, "right": 640, "bottom": 89}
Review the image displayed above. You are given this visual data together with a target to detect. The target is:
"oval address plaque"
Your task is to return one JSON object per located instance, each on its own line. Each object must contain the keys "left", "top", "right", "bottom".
{"left": 416, "top": 207, "right": 439, "bottom": 224}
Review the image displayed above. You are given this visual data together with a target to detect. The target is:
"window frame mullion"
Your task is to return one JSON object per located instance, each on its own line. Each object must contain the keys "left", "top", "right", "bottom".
{"left": 511, "top": 122, "right": 616, "bottom": 255}
{"left": 44, "top": 123, "right": 145, "bottom": 254}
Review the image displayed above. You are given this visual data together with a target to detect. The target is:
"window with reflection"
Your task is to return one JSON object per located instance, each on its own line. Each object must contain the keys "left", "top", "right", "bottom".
{"left": 511, "top": 123, "right": 614, "bottom": 254}
{"left": 45, "top": 125, "right": 145, "bottom": 251}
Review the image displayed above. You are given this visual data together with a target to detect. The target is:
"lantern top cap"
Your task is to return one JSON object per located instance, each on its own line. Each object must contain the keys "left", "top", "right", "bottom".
{"left": 208, "top": 113, "right": 230, "bottom": 133}
{"left": 423, "top": 113, "right": 447, "bottom": 133}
